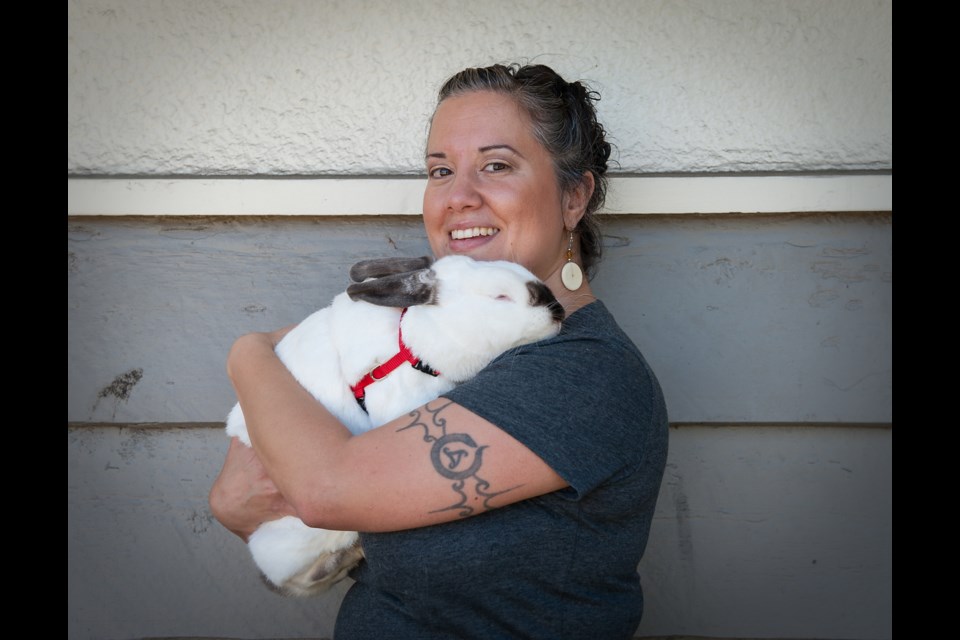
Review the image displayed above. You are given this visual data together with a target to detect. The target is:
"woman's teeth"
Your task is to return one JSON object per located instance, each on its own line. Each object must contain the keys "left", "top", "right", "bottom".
{"left": 451, "top": 227, "right": 499, "bottom": 240}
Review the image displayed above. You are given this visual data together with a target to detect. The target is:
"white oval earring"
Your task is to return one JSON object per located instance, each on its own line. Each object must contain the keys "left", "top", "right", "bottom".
{"left": 561, "top": 231, "right": 584, "bottom": 291}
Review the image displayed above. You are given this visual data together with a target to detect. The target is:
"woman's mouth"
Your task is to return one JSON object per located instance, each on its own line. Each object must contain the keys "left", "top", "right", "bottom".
{"left": 450, "top": 226, "right": 499, "bottom": 240}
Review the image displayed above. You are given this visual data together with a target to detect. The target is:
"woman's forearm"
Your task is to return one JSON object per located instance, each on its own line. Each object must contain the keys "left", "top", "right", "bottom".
{"left": 227, "top": 332, "right": 352, "bottom": 524}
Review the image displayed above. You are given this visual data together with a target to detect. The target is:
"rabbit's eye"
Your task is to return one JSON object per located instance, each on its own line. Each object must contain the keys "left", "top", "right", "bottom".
{"left": 495, "top": 294, "right": 513, "bottom": 302}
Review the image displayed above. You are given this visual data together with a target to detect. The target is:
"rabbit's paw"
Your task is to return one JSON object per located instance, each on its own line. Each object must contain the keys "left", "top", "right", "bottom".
{"left": 276, "top": 539, "right": 366, "bottom": 597}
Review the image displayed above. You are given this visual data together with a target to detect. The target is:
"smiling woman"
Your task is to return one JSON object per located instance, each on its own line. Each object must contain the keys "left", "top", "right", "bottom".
{"left": 209, "top": 62, "right": 669, "bottom": 640}
{"left": 423, "top": 91, "right": 594, "bottom": 315}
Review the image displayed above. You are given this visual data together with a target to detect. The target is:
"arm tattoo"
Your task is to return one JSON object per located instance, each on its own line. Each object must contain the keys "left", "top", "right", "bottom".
{"left": 397, "top": 399, "right": 520, "bottom": 517}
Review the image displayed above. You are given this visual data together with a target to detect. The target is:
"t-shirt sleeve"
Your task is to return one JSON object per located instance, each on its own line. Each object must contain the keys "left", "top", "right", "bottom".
{"left": 441, "top": 330, "right": 665, "bottom": 498}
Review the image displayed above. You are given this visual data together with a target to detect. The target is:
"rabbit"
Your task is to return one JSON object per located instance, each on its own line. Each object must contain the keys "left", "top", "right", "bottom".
{"left": 225, "top": 254, "right": 565, "bottom": 597}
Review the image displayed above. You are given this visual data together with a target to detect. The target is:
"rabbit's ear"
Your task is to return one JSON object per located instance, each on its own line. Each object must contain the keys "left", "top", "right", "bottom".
{"left": 349, "top": 256, "right": 434, "bottom": 283}
{"left": 346, "top": 267, "right": 438, "bottom": 308}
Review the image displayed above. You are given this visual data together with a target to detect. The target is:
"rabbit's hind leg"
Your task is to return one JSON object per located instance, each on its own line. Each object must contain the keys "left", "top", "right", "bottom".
{"left": 279, "top": 537, "right": 365, "bottom": 597}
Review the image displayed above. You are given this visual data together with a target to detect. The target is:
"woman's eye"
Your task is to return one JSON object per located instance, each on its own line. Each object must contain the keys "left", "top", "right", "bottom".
{"left": 483, "top": 161, "right": 509, "bottom": 172}
{"left": 429, "top": 167, "right": 452, "bottom": 178}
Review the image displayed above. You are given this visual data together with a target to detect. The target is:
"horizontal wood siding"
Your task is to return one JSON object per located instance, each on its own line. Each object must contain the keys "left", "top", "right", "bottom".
{"left": 67, "top": 212, "right": 891, "bottom": 639}
{"left": 67, "top": 212, "right": 891, "bottom": 425}
{"left": 67, "top": 423, "right": 891, "bottom": 639}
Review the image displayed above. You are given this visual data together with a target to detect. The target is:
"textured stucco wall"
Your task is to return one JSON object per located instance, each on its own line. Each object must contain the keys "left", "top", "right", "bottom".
{"left": 67, "top": 0, "right": 892, "bottom": 176}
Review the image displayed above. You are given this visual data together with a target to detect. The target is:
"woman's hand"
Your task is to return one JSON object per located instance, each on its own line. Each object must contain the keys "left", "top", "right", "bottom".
{"left": 210, "top": 324, "right": 301, "bottom": 541}
{"left": 209, "top": 435, "right": 299, "bottom": 542}
{"left": 225, "top": 324, "right": 298, "bottom": 379}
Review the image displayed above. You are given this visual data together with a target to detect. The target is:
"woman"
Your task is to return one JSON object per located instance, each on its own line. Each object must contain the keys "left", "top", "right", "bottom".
{"left": 209, "top": 63, "right": 669, "bottom": 639}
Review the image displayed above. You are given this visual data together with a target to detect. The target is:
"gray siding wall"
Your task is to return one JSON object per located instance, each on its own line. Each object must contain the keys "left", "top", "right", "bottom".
{"left": 68, "top": 214, "right": 891, "bottom": 426}
{"left": 68, "top": 213, "right": 891, "bottom": 639}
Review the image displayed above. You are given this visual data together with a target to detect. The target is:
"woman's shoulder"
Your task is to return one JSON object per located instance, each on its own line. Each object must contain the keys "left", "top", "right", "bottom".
{"left": 558, "top": 300, "right": 647, "bottom": 360}
{"left": 551, "top": 299, "right": 665, "bottom": 406}
{"left": 483, "top": 298, "right": 663, "bottom": 404}
{"left": 563, "top": 299, "right": 624, "bottom": 335}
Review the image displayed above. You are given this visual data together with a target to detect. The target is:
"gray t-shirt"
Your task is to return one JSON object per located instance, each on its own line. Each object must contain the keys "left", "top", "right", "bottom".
{"left": 334, "top": 300, "right": 669, "bottom": 640}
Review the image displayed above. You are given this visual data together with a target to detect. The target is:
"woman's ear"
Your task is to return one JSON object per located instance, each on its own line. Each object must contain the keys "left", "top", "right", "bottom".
{"left": 562, "top": 171, "right": 595, "bottom": 230}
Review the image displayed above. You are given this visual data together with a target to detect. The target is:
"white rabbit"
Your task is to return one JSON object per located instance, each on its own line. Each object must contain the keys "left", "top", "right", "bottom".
{"left": 225, "top": 254, "right": 564, "bottom": 597}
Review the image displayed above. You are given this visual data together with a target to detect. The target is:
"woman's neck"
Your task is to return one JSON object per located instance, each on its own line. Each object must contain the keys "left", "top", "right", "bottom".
{"left": 553, "top": 280, "right": 597, "bottom": 317}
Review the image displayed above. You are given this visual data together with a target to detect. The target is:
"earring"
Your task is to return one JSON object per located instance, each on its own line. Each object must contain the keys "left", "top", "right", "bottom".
{"left": 561, "top": 231, "right": 584, "bottom": 291}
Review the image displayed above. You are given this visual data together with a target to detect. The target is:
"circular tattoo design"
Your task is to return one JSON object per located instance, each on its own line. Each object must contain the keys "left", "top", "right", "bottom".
{"left": 430, "top": 433, "right": 486, "bottom": 480}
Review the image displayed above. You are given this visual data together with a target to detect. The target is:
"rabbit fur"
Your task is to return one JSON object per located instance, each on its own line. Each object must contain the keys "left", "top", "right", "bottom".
{"left": 225, "top": 254, "right": 564, "bottom": 597}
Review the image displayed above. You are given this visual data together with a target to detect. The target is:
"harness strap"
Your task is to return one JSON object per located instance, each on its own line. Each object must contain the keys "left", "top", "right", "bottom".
{"left": 350, "top": 308, "right": 440, "bottom": 412}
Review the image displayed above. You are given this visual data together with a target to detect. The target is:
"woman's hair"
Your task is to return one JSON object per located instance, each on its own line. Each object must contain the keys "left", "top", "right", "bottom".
{"left": 435, "top": 63, "right": 612, "bottom": 278}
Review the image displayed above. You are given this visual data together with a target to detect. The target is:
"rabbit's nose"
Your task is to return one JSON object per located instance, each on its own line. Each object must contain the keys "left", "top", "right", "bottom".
{"left": 527, "top": 282, "right": 565, "bottom": 322}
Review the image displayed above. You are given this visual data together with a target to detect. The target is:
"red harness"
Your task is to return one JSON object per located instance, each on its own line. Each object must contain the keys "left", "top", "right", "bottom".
{"left": 350, "top": 308, "right": 440, "bottom": 412}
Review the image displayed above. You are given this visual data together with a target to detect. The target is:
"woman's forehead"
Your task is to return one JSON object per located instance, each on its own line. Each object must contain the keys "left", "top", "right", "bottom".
{"left": 427, "top": 92, "right": 535, "bottom": 150}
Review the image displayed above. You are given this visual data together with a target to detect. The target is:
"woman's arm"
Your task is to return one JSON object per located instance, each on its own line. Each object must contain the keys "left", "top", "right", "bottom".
{"left": 224, "top": 329, "right": 568, "bottom": 534}
{"left": 208, "top": 436, "right": 299, "bottom": 541}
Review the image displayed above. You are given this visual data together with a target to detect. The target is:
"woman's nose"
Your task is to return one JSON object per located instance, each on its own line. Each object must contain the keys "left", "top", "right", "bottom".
{"left": 445, "top": 171, "right": 482, "bottom": 212}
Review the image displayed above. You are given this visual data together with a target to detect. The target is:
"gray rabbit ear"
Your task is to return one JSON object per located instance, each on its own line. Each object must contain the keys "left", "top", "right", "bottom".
{"left": 349, "top": 256, "right": 434, "bottom": 283}
{"left": 346, "top": 267, "right": 438, "bottom": 308}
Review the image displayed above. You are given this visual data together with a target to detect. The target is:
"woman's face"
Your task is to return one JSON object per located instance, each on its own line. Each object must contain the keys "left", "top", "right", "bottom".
{"left": 423, "top": 90, "right": 579, "bottom": 284}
